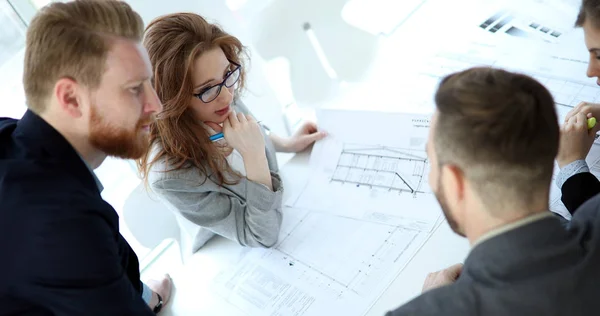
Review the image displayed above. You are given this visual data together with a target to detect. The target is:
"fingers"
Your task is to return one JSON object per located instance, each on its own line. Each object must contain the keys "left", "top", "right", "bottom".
{"left": 575, "top": 102, "right": 590, "bottom": 116}
{"left": 304, "top": 131, "right": 327, "bottom": 143}
{"left": 246, "top": 114, "right": 257, "bottom": 123}
{"left": 301, "top": 121, "right": 318, "bottom": 133}
{"left": 564, "top": 104, "right": 580, "bottom": 122}
{"left": 163, "top": 274, "right": 173, "bottom": 303}
{"left": 566, "top": 102, "right": 596, "bottom": 123}
{"left": 565, "top": 112, "right": 588, "bottom": 131}
{"left": 575, "top": 112, "right": 586, "bottom": 126}
{"left": 577, "top": 112, "right": 592, "bottom": 133}
{"left": 204, "top": 121, "right": 223, "bottom": 133}
{"left": 449, "top": 263, "right": 463, "bottom": 274}
{"left": 445, "top": 263, "right": 463, "bottom": 280}
{"left": 228, "top": 111, "right": 239, "bottom": 128}
{"left": 237, "top": 111, "right": 247, "bottom": 124}
{"left": 223, "top": 116, "right": 232, "bottom": 131}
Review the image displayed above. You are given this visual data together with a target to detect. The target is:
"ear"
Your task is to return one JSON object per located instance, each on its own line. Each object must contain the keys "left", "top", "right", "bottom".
{"left": 440, "top": 164, "right": 466, "bottom": 208}
{"left": 54, "top": 77, "right": 84, "bottom": 118}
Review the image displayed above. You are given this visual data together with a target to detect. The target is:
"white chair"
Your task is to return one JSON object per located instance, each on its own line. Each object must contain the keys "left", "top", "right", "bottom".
{"left": 122, "top": 182, "right": 218, "bottom": 264}
{"left": 122, "top": 183, "right": 183, "bottom": 261}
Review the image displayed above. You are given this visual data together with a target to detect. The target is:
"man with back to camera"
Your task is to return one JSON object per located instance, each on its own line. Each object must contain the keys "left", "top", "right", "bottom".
{"left": 387, "top": 67, "right": 600, "bottom": 315}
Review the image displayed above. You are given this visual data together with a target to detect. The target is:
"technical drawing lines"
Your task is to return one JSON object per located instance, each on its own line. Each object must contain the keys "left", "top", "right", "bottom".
{"left": 331, "top": 143, "right": 429, "bottom": 195}
{"left": 274, "top": 212, "right": 422, "bottom": 297}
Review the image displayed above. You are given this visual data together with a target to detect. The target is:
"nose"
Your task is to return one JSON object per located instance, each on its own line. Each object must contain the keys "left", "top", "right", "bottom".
{"left": 216, "top": 86, "right": 234, "bottom": 105}
{"left": 587, "top": 56, "right": 600, "bottom": 79}
{"left": 144, "top": 82, "right": 163, "bottom": 114}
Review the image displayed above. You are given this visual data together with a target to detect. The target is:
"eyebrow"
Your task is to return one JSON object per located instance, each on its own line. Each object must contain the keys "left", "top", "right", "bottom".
{"left": 590, "top": 48, "right": 600, "bottom": 54}
{"left": 193, "top": 64, "right": 231, "bottom": 90}
{"left": 124, "top": 76, "right": 150, "bottom": 86}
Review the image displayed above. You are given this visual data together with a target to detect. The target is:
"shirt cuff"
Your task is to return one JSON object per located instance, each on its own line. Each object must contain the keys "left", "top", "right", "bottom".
{"left": 141, "top": 282, "right": 152, "bottom": 304}
{"left": 557, "top": 159, "right": 590, "bottom": 189}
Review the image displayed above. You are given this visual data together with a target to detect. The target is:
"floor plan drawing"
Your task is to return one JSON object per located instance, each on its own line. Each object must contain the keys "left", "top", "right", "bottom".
{"left": 331, "top": 144, "right": 429, "bottom": 196}
{"left": 212, "top": 207, "right": 432, "bottom": 316}
{"left": 285, "top": 110, "right": 440, "bottom": 232}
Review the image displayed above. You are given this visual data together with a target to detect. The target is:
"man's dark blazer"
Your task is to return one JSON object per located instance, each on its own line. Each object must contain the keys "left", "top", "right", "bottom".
{"left": 388, "top": 187, "right": 600, "bottom": 315}
{"left": 0, "top": 110, "right": 153, "bottom": 315}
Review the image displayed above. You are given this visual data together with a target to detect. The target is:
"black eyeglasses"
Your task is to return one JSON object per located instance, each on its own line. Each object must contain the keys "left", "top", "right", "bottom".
{"left": 192, "top": 61, "right": 241, "bottom": 103}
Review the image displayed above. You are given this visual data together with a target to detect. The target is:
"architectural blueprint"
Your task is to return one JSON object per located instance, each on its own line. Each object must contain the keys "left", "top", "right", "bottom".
{"left": 211, "top": 110, "right": 442, "bottom": 316}
{"left": 204, "top": 2, "right": 599, "bottom": 315}
{"left": 331, "top": 144, "right": 429, "bottom": 195}
{"left": 212, "top": 207, "right": 430, "bottom": 316}
{"left": 398, "top": 33, "right": 600, "bottom": 219}
{"left": 414, "top": 38, "right": 600, "bottom": 119}
{"left": 288, "top": 109, "right": 441, "bottom": 232}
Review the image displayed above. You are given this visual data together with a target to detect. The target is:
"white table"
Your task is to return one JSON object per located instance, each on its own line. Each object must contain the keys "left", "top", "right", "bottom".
{"left": 142, "top": 150, "right": 470, "bottom": 316}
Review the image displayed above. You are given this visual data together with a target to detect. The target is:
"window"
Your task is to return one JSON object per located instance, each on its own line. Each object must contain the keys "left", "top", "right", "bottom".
{"left": 0, "top": 1, "right": 26, "bottom": 69}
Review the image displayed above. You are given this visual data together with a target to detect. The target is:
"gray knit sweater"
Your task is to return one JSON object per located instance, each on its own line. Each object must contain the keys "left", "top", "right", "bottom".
{"left": 147, "top": 101, "right": 283, "bottom": 253}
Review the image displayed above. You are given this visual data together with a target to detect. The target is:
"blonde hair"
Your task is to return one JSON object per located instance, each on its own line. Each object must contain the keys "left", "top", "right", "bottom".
{"left": 23, "top": 0, "right": 144, "bottom": 113}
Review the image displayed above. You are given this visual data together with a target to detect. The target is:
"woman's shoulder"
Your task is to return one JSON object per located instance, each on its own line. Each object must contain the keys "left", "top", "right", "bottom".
{"left": 147, "top": 143, "right": 210, "bottom": 186}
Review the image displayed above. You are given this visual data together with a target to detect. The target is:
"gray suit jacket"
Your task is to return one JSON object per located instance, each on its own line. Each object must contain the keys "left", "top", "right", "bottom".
{"left": 388, "top": 196, "right": 600, "bottom": 316}
{"left": 147, "top": 101, "right": 283, "bottom": 253}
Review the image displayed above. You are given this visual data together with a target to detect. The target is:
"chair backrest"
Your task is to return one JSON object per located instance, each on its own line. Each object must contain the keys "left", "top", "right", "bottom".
{"left": 122, "top": 183, "right": 181, "bottom": 251}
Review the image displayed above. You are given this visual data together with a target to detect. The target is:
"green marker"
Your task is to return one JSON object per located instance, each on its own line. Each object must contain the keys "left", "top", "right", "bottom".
{"left": 588, "top": 117, "right": 597, "bottom": 130}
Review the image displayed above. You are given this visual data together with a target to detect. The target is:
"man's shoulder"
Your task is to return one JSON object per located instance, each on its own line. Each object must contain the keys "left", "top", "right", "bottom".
{"left": 0, "top": 117, "right": 18, "bottom": 131}
{"left": 0, "top": 155, "right": 76, "bottom": 188}
{"left": 0, "top": 158, "right": 111, "bottom": 222}
{"left": 0, "top": 116, "right": 19, "bottom": 155}
{"left": 387, "top": 284, "right": 475, "bottom": 316}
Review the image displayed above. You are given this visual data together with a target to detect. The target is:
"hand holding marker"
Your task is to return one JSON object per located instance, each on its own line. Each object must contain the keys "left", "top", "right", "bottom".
{"left": 588, "top": 117, "right": 599, "bottom": 140}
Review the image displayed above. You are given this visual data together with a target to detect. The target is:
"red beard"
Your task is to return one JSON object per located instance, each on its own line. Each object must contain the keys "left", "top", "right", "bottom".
{"left": 88, "top": 105, "right": 153, "bottom": 159}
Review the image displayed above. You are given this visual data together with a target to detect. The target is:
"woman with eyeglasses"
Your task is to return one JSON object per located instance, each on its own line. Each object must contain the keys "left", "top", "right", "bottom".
{"left": 139, "top": 13, "right": 326, "bottom": 253}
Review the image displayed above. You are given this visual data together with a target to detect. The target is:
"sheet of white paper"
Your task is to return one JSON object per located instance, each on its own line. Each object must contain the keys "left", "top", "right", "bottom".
{"left": 211, "top": 110, "right": 443, "bottom": 316}
{"left": 212, "top": 206, "right": 431, "bottom": 316}
{"left": 408, "top": 46, "right": 600, "bottom": 218}
{"left": 414, "top": 40, "right": 600, "bottom": 112}
{"left": 205, "top": 3, "right": 597, "bottom": 315}
{"left": 287, "top": 109, "right": 441, "bottom": 232}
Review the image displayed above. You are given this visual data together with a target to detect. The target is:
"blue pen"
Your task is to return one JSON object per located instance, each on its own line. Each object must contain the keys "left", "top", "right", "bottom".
{"left": 210, "top": 132, "right": 224, "bottom": 142}
{"left": 209, "top": 121, "right": 263, "bottom": 142}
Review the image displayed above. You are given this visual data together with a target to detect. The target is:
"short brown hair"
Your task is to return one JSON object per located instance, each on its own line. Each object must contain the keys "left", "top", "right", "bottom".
{"left": 24, "top": 0, "right": 144, "bottom": 113}
{"left": 575, "top": 0, "right": 600, "bottom": 28}
{"left": 434, "top": 67, "right": 558, "bottom": 207}
{"left": 139, "top": 13, "right": 247, "bottom": 185}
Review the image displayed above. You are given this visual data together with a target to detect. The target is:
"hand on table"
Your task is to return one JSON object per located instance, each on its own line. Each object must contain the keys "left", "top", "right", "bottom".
{"left": 280, "top": 121, "right": 327, "bottom": 153}
{"left": 557, "top": 111, "right": 600, "bottom": 168}
{"left": 147, "top": 274, "right": 173, "bottom": 313}
{"left": 422, "top": 263, "right": 463, "bottom": 293}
